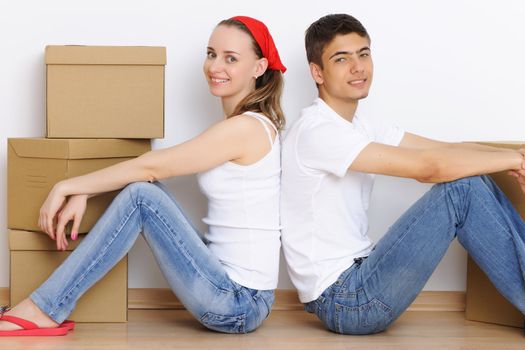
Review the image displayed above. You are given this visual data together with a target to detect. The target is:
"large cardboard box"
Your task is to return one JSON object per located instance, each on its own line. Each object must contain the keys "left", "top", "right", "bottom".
{"left": 8, "top": 138, "right": 151, "bottom": 233}
{"left": 46, "top": 45, "right": 166, "bottom": 139}
{"left": 465, "top": 142, "right": 525, "bottom": 328}
{"left": 9, "top": 229, "right": 127, "bottom": 322}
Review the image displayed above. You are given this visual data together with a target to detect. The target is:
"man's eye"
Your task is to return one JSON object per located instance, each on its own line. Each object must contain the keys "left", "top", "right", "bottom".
{"left": 335, "top": 57, "right": 347, "bottom": 63}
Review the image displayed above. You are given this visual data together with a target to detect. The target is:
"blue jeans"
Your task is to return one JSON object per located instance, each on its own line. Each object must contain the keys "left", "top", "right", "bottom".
{"left": 31, "top": 182, "right": 274, "bottom": 333}
{"left": 305, "top": 175, "right": 525, "bottom": 334}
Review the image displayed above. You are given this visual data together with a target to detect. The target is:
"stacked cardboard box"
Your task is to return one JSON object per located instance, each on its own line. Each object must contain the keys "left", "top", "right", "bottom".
{"left": 9, "top": 230, "right": 128, "bottom": 322}
{"left": 465, "top": 142, "right": 525, "bottom": 329}
{"left": 7, "top": 45, "right": 166, "bottom": 322}
{"left": 8, "top": 138, "right": 151, "bottom": 233}
{"left": 45, "top": 46, "right": 165, "bottom": 138}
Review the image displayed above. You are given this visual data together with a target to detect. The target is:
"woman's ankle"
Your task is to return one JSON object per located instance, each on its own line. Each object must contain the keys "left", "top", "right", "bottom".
{"left": 7, "top": 298, "right": 59, "bottom": 327}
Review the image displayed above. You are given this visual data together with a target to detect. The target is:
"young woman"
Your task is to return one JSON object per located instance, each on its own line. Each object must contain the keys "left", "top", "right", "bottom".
{"left": 0, "top": 15, "right": 286, "bottom": 336}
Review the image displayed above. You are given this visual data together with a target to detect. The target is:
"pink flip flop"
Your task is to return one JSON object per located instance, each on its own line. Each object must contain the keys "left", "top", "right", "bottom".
{"left": 61, "top": 319, "right": 75, "bottom": 331}
{"left": 0, "top": 314, "right": 69, "bottom": 336}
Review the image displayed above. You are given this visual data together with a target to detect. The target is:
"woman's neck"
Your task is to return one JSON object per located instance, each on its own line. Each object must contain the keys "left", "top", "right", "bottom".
{"left": 221, "top": 84, "right": 255, "bottom": 118}
{"left": 221, "top": 97, "right": 238, "bottom": 118}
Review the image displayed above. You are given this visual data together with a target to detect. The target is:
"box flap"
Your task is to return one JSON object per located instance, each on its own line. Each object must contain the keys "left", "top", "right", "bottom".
{"left": 45, "top": 45, "right": 166, "bottom": 65}
{"left": 9, "top": 229, "right": 82, "bottom": 251}
{"left": 8, "top": 138, "right": 150, "bottom": 159}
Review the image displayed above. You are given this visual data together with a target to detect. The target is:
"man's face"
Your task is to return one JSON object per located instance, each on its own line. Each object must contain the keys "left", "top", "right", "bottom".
{"left": 311, "top": 33, "right": 373, "bottom": 103}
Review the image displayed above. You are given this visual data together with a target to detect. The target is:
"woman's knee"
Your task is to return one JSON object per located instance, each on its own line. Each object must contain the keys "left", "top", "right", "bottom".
{"left": 123, "top": 181, "right": 162, "bottom": 202}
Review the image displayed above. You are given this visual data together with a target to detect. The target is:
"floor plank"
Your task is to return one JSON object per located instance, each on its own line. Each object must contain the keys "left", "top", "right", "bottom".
{"left": 1, "top": 310, "right": 523, "bottom": 349}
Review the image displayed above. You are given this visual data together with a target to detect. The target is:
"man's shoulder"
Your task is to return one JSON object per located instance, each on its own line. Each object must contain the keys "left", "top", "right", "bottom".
{"left": 299, "top": 99, "right": 327, "bottom": 120}
{"left": 297, "top": 101, "right": 340, "bottom": 130}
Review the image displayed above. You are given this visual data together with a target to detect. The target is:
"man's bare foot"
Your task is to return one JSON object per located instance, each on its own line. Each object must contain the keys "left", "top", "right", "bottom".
{"left": 0, "top": 298, "right": 59, "bottom": 331}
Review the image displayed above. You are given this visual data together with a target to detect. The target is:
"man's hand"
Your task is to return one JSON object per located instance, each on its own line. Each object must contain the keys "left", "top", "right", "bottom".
{"left": 519, "top": 149, "right": 525, "bottom": 170}
{"left": 506, "top": 149, "right": 525, "bottom": 195}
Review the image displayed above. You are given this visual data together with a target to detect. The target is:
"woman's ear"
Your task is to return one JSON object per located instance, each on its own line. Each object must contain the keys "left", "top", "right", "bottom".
{"left": 310, "top": 63, "right": 324, "bottom": 85}
{"left": 255, "top": 57, "right": 269, "bottom": 78}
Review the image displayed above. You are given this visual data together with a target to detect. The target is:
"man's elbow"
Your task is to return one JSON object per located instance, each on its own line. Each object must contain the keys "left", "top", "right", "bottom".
{"left": 414, "top": 153, "right": 453, "bottom": 183}
{"left": 414, "top": 163, "right": 440, "bottom": 183}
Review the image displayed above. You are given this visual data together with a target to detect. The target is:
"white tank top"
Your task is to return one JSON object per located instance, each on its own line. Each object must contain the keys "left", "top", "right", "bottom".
{"left": 197, "top": 111, "right": 281, "bottom": 290}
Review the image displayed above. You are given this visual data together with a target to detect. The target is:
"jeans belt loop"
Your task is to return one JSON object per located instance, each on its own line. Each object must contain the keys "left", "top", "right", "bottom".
{"left": 354, "top": 257, "right": 364, "bottom": 265}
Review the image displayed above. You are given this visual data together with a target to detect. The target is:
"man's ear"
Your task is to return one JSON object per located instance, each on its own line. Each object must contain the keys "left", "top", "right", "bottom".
{"left": 310, "top": 63, "right": 324, "bottom": 85}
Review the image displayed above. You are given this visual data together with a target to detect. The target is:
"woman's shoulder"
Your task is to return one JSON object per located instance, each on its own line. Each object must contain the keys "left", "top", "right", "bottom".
{"left": 224, "top": 113, "right": 273, "bottom": 132}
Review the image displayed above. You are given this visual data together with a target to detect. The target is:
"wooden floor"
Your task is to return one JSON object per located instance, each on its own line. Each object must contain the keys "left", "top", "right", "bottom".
{"left": 1, "top": 310, "right": 523, "bottom": 349}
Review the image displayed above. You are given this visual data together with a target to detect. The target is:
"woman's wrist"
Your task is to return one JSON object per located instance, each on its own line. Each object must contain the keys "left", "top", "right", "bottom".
{"left": 53, "top": 180, "right": 71, "bottom": 197}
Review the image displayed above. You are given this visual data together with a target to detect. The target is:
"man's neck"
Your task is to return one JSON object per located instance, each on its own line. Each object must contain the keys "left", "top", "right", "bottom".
{"left": 318, "top": 92, "right": 358, "bottom": 122}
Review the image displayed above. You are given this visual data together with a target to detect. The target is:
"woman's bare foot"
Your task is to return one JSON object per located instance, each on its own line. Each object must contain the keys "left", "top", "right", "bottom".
{"left": 0, "top": 298, "right": 59, "bottom": 331}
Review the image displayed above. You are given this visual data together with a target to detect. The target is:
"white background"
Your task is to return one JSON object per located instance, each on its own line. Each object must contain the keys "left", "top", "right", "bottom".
{"left": 1, "top": 0, "right": 525, "bottom": 291}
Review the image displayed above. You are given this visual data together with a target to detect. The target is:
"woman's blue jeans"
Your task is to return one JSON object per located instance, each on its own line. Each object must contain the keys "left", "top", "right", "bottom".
{"left": 31, "top": 182, "right": 274, "bottom": 333}
{"left": 305, "top": 175, "right": 525, "bottom": 334}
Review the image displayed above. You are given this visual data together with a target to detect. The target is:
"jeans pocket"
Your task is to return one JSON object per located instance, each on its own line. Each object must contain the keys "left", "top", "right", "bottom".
{"left": 200, "top": 312, "right": 246, "bottom": 334}
{"left": 334, "top": 299, "right": 393, "bottom": 335}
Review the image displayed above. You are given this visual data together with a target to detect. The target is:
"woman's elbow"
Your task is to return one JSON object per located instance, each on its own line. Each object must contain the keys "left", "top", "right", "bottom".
{"left": 136, "top": 152, "right": 161, "bottom": 183}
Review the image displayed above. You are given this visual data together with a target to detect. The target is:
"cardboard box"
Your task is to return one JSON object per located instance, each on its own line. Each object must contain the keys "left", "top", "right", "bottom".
{"left": 46, "top": 45, "right": 166, "bottom": 139}
{"left": 9, "top": 230, "right": 127, "bottom": 322}
{"left": 466, "top": 257, "right": 523, "bottom": 328}
{"left": 465, "top": 142, "right": 525, "bottom": 328}
{"left": 8, "top": 138, "right": 151, "bottom": 233}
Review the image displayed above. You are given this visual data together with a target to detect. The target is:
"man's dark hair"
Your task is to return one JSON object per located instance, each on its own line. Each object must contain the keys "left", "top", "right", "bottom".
{"left": 305, "top": 14, "right": 369, "bottom": 68}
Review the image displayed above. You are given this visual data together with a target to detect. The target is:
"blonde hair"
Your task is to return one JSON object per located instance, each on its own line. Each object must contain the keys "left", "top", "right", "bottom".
{"left": 218, "top": 19, "right": 285, "bottom": 131}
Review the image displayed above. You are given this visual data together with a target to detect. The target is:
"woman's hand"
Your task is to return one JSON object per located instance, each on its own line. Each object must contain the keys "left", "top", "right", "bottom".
{"left": 38, "top": 182, "right": 68, "bottom": 240}
{"left": 53, "top": 194, "right": 88, "bottom": 251}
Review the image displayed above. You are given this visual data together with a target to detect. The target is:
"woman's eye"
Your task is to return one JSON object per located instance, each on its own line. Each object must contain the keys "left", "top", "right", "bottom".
{"left": 207, "top": 51, "right": 216, "bottom": 59}
{"left": 226, "top": 56, "right": 237, "bottom": 63}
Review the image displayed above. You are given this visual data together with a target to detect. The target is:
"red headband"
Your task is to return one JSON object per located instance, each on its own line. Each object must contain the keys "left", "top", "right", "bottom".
{"left": 230, "top": 16, "right": 287, "bottom": 73}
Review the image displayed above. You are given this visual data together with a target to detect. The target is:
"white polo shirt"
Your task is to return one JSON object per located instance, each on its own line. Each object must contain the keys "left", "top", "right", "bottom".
{"left": 281, "top": 98, "right": 404, "bottom": 303}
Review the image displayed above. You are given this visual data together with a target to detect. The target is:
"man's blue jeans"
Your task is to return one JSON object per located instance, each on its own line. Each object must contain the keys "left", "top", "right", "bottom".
{"left": 305, "top": 175, "right": 525, "bottom": 334}
{"left": 31, "top": 182, "right": 274, "bottom": 333}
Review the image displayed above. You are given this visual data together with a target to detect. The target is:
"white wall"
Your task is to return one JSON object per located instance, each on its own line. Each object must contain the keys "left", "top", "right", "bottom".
{"left": 1, "top": 0, "right": 525, "bottom": 291}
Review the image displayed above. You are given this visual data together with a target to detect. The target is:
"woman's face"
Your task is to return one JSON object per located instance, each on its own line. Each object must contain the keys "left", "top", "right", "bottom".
{"left": 203, "top": 25, "right": 267, "bottom": 101}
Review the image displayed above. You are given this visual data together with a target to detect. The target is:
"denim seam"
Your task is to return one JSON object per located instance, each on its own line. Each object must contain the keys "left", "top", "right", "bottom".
{"left": 361, "top": 187, "right": 448, "bottom": 287}
{"left": 470, "top": 186, "right": 515, "bottom": 238}
{"left": 47, "top": 201, "right": 139, "bottom": 318}
{"left": 260, "top": 291, "right": 274, "bottom": 315}
{"left": 140, "top": 201, "right": 237, "bottom": 294}
{"left": 460, "top": 187, "right": 515, "bottom": 264}
{"left": 243, "top": 288, "right": 262, "bottom": 323}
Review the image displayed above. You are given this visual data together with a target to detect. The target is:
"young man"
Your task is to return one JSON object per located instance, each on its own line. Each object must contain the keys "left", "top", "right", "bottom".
{"left": 281, "top": 14, "right": 525, "bottom": 335}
